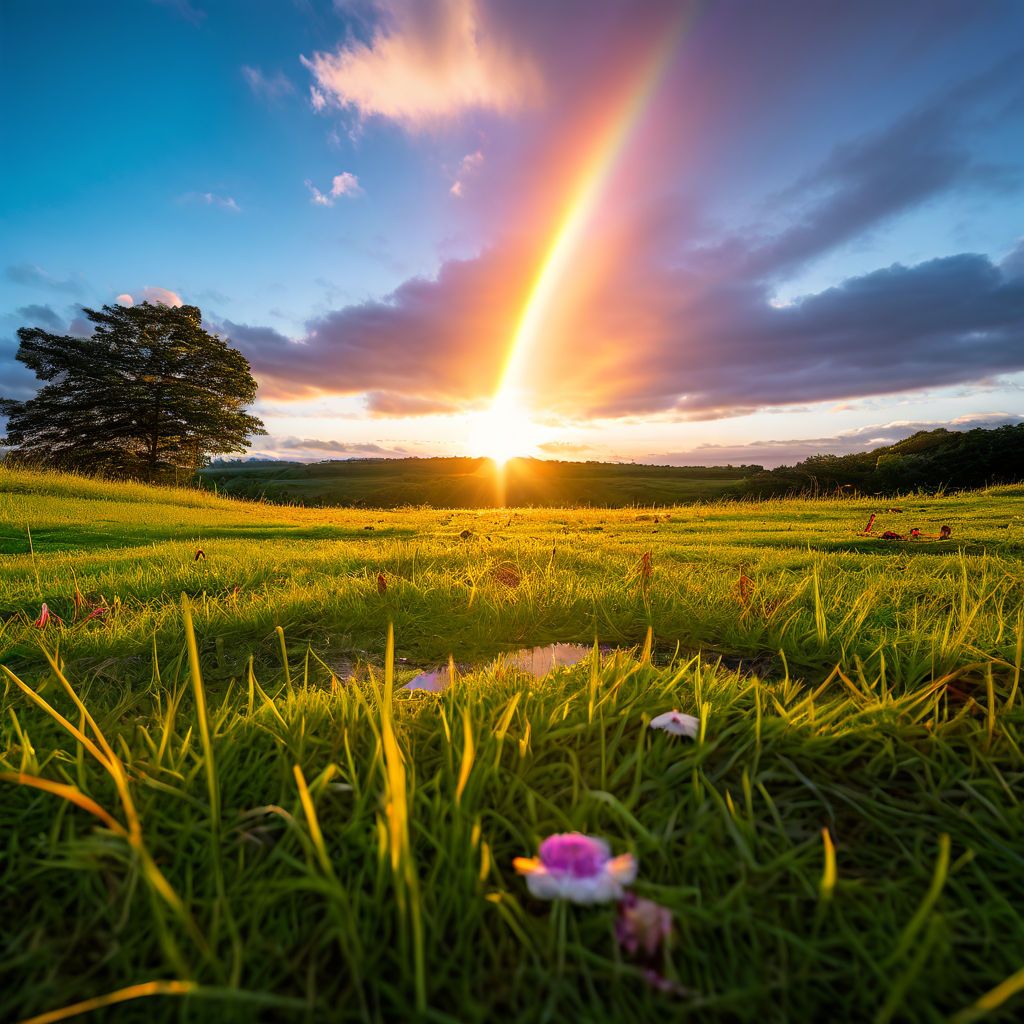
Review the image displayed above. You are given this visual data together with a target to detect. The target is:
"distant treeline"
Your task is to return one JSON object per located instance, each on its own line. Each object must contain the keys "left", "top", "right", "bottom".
{"left": 199, "top": 457, "right": 760, "bottom": 508}
{"left": 728, "top": 425, "right": 1024, "bottom": 498}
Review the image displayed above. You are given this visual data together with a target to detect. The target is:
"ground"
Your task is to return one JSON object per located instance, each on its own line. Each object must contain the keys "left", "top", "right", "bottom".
{"left": 1, "top": 467, "right": 1022, "bottom": 1022}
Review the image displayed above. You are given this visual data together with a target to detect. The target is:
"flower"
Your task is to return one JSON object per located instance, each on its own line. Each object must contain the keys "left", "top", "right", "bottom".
{"left": 616, "top": 893, "right": 673, "bottom": 957}
{"left": 649, "top": 710, "right": 699, "bottom": 738}
{"left": 513, "top": 833, "right": 637, "bottom": 904}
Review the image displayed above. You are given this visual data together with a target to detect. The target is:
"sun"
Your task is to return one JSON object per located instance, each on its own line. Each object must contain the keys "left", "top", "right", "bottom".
{"left": 472, "top": 396, "right": 542, "bottom": 466}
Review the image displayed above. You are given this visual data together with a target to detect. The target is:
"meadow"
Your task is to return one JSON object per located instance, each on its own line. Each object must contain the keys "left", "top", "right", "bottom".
{"left": 1, "top": 465, "right": 1023, "bottom": 1022}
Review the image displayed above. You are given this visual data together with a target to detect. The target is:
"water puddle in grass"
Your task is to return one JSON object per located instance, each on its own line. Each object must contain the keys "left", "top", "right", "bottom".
{"left": 404, "top": 642, "right": 594, "bottom": 693}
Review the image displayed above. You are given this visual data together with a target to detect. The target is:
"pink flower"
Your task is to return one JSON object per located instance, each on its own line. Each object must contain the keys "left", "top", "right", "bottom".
{"left": 649, "top": 710, "right": 699, "bottom": 738}
{"left": 616, "top": 892, "right": 673, "bottom": 957}
{"left": 513, "top": 833, "right": 637, "bottom": 904}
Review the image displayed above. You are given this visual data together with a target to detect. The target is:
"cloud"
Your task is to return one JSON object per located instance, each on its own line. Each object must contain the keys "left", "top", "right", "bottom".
{"left": 117, "top": 287, "right": 184, "bottom": 307}
{"left": 647, "top": 414, "right": 1024, "bottom": 468}
{"left": 252, "top": 436, "right": 411, "bottom": 461}
{"left": 5, "top": 263, "right": 84, "bottom": 295}
{"left": 214, "top": 23, "right": 1024, "bottom": 423}
{"left": 216, "top": 241, "right": 534, "bottom": 404}
{"left": 302, "top": 0, "right": 541, "bottom": 129}
{"left": 224, "top": 233, "right": 1024, "bottom": 420}
{"left": 305, "top": 172, "right": 363, "bottom": 206}
{"left": 364, "top": 391, "right": 462, "bottom": 416}
{"left": 741, "top": 79, "right": 1018, "bottom": 281}
{"left": 14, "top": 304, "right": 64, "bottom": 331}
{"left": 309, "top": 85, "right": 327, "bottom": 112}
{"left": 450, "top": 149, "right": 484, "bottom": 197}
{"left": 0, "top": 304, "right": 84, "bottom": 401}
{"left": 179, "top": 191, "right": 241, "bottom": 212}
{"left": 150, "top": 0, "right": 205, "bottom": 25}
{"left": 537, "top": 440, "right": 600, "bottom": 457}
{"left": 242, "top": 65, "right": 295, "bottom": 102}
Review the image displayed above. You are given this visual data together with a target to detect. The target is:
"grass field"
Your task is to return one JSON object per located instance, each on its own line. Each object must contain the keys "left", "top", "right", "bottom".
{"left": 1, "top": 466, "right": 1023, "bottom": 1022}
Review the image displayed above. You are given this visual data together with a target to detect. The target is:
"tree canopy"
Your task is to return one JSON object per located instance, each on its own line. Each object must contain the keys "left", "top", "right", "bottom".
{"left": 0, "top": 302, "right": 265, "bottom": 479}
{"left": 728, "top": 425, "right": 1024, "bottom": 497}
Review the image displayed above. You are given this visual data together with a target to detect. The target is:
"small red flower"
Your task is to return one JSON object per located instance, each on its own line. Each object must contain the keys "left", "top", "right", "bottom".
{"left": 377, "top": 572, "right": 387, "bottom": 594}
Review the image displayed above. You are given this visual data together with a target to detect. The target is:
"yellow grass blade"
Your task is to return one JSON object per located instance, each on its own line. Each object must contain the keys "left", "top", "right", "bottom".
{"left": 1, "top": 771, "right": 126, "bottom": 836}
{"left": 17, "top": 980, "right": 195, "bottom": 1024}
{"left": 456, "top": 704, "right": 475, "bottom": 805}
{"left": 950, "top": 963, "right": 1024, "bottom": 1023}
{"left": 820, "top": 827, "right": 837, "bottom": 900}
{"left": 1, "top": 666, "right": 109, "bottom": 769}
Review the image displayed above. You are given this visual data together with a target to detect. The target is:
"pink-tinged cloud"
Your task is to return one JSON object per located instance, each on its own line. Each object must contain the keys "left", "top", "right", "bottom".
{"left": 124, "top": 286, "right": 183, "bottom": 307}
{"left": 216, "top": 240, "right": 538, "bottom": 403}
{"left": 301, "top": 0, "right": 541, "bottom": 129}
{"left": 450, "top": 149, "right": 484, "bottom": 196}
{"left": 306, "top": 172, "right": 363, "bottom": 206}
{"left": 364, "top": 391, "right": 464, "bottom": 416}
{"left": 247, "top": 437, "right": 412, "bottom": 461}
{"left": 220, "top": 19, "right": 1024, "bottom": 422}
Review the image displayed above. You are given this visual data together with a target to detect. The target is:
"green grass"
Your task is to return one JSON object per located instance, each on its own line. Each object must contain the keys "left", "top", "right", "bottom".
{"left": 1, "top": 465, "right": 1023, "bottom": 1022}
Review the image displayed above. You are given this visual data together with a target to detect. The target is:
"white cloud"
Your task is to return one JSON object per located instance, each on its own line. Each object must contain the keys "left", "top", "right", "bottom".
{"left": 310, "top": 85, "right": 327, "bottom": 112}
{"left": 301, "top": 0, "right": 540, "bottom": 129}
{"left": 179, "top": 191, "right": 241, "bottom": 212}
{"left": 305, "top": 172, "right": 363, "bottom": 206}
{"left": 242, "top": 65, "right": 295, "bottom": 102}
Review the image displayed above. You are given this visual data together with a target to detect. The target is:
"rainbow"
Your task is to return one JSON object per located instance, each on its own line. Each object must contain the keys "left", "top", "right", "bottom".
{"left": 490, "top": 14, "right": 693, "bottom": 422}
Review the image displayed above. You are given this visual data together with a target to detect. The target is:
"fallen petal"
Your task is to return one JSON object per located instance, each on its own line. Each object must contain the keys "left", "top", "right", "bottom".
{"left": 649, "top": 711, "right": 700, "bottom": 738}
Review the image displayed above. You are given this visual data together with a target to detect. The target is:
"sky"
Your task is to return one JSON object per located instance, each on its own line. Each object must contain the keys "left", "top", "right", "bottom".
{"left": 2, "top": 0, "right": 1023, "bottom": 467}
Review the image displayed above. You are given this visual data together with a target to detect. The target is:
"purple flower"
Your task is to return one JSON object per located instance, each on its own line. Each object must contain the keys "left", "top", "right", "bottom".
{"left": 616, "top": 892, "right": 673, "bottom": 957}
{"left": 514, "top": 832, "right": 637, "bottom": 903}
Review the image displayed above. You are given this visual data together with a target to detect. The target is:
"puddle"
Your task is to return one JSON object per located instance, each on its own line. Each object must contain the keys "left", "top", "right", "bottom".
{"left": 404, "top": 643, "right": 593, "bottom": 693}
{"left": 393, "top": 642, "right": 782, "bottom": 694}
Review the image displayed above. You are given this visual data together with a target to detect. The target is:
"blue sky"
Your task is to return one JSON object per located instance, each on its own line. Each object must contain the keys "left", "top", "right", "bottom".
{"left": 2, "top": 0, "right": 1023, "bottom": 466}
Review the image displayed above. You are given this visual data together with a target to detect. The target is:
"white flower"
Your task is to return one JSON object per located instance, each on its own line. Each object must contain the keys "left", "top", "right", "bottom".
{"left": 513, "top": 833, "right": 637, "bottom": 904}
{"left": 649, "top": 710, "right": 700, "bottom": 738}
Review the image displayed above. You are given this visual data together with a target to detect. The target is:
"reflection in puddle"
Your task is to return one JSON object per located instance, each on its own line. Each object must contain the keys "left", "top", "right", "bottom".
{"left": 403, "top": 664, "right": 455, "bottom": 693}
{"left": 404, "top": 643, "right": 593, "bottom": 693}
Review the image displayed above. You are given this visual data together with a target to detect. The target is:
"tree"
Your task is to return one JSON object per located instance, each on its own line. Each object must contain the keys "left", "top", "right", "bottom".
{"left": 0, "top": 302, "right": 266, "bottom": 479}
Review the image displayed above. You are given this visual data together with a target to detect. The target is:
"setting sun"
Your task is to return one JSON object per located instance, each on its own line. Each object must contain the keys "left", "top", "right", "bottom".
{"left": 472, "top": 396, "right": 544, "bottom": 466}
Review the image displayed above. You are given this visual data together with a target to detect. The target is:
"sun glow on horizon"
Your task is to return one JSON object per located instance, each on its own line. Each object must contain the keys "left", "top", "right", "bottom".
{"left": 471, "top": 393, "right": 546, "bottom": 466}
